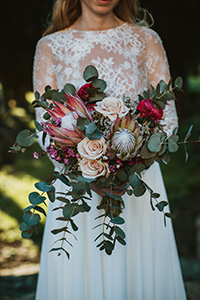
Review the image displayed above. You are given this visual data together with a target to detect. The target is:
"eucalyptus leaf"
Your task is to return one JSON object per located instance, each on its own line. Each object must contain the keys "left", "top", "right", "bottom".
{"left": 21, "top": 231, "right": 33, "bottom": 239}
{"left": 63, "top": 203, "right": 80, "bottom": 218}
{"left": 63, "top": 83, "right": 76, "bottom": 95}
{"left": 69, "top": 219, "right": 79, "bottom": 231}
{"left": 92, "top": 78, "right": 107, "bottom": 92}
{"left": 104, "top": 241, "right": 114, "bottom": 251}
{"left": 168, "top": 135, "right": 179, "bottom": 153}
{"left": 29, "top": 192, "right": 46, "bottom": 205}
{"left": 51, "top": 227, "right": 68, "bottom": 235}
{"left": 147, "top": 133, "right": 165, "bottom": 153}
{"left": 16, "top": 129, "right": 34, "bottom": 147}
{"left": 85, "top": 122, "right": 97, "bottom": 134}
{"left": 156, "top": 201, "right": 167, "bottom": 212}
{"left": 20, "top": 222, "right": 32, "bottom": 231}
{"left": 43, "top": 112, "right": 51, "bottom": 120}
{"left": 129, "top": 173, "right": 139, "bottom": 188}
{"left": 35, "top": 181, "right": 55, "bottom": 192}
{"left": 23, "top": 211, "right": 41, "bottom": 226}
{"left": 88, "top": 92, "right": 107, "bottom": 102}
{"left": 110, "top": 216, "right": 125, "bottom": 224}
{"left": 34, "top": 120, "right": 43, "bottom": 131}
{"left": 159, "top": 80, "right": 168, "bottom": 93}
{"left": 184, "top": 125, "right": 193, "bottom": 141}
{"left": 47, "top": 189, "right": 56, "bottom": 202}
{"left": 34, "top": 205, "right": 47, "bottom": 216}
{"left": 174, "top": 76, "right": 183, "bottom": 90}
{"left": 34, "top": 91, "right": 40, "bottom": 100}
{"left": 77, "top": 116, "right": 90, "bottom": 131}
{"left": 133, "top": 180, "right": 146, "bottom": 197}
{"left": 140, "top": 143, "right": 157, "bottom": 159}
{"left": 83, "top": 65, "right": 99, "bottom": 82}
{"left": 114, "top": 226, "right": 126, "bottom": 239}
{"left": 116, "top": 236, "right": 126, "bottom": 246}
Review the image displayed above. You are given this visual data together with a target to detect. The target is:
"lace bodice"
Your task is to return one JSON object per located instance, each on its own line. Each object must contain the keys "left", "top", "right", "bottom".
{"left": 33, "top": 22, "right": 178, "bottom": 138}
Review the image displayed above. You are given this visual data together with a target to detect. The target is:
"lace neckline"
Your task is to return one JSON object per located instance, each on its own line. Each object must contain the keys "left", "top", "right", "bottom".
{"left": 65, "top": 22, "right": 128, "bottom": 34}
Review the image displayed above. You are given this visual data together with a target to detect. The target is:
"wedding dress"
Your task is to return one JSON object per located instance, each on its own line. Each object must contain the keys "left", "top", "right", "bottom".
{"left": 33, "top": 23, "right": 186, "bottom": 300}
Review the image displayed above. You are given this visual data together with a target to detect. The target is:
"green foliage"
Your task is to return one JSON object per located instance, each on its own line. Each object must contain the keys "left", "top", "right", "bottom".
{"left": 63, "top": 83, "right": 76, "bottom": 95}
{"left": 83, "top": 65, "right": 99, "bottom": 82}
{"left": 16, "top": 129, "right": 34, "bottom": 147}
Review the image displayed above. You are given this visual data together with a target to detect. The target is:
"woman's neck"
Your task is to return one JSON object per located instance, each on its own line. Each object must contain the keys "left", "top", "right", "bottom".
{"left": 70, "top": 13, "right": 124, "bottom": 31}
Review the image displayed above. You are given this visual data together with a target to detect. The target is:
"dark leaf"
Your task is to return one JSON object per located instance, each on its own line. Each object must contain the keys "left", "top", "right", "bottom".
{"left": 23, "top": 211, "right": 41, "bottom": 226}
{"left": 83, "top": 65, "right": 99, "bottom": 82}
{"left": 29, "top": 192, "right": 46, "bottom": 205}
{"left": 116, "top": 236, "right": 126, "bottom": 246}
{"left": 92, "top": 78, "right": 107, "bottom": 92}
{"left": 110, "top": 216, "right": 125, "bottom": 224}
{"left": 16, "top": 129, "right": 34, "bottom": 147}
{"left": 47, "top": 189, "right": 56, "bottom": 202}
{"left": 21, "top": 231, "right": 33, "bottom": 239}
{"left": 114, "top": 226, "right": 126, "bottom": 239}
{"left": 35, "top": 181, "right": 55, "bottom": 192}
{"left": 20, "top": 222, "right": 32, "bottom": 231}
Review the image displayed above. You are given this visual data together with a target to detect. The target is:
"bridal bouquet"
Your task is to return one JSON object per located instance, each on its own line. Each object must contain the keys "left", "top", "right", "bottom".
{"left": 11, "top": 65, "right": 190, "bottom": 257}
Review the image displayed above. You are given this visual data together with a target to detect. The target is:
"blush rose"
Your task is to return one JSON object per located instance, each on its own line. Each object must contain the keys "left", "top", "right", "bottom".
{"left": 95, "top": 97, "right": 129, "bottom": 122}
{"left": 77, "top": 137, "right": 107, "bottom": 160}
{"left": 79, "top": 159, "right": 110, "bottom": 179}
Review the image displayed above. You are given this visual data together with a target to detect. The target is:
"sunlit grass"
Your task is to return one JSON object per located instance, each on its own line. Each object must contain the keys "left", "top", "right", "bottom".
{"left": 0, "top": 169, "right": 46, "bottom": 242}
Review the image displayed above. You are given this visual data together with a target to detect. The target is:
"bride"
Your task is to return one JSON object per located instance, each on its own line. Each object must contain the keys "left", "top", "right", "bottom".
{"left": 33, "top": 0, "right": 187, "bottom": 299}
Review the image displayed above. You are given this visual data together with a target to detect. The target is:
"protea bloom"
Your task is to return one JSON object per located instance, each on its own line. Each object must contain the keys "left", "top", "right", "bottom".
{"left": 48, "top": 93, "right": 92, "bottom": 122}
{"left": 109, "top": 115, "right": 143, "bottom": 160}
{"left": 45, "top": 94, "right": 92, "bottom": 147}
{"left": 136, "top": 99, "right": 163, "bottom": 123}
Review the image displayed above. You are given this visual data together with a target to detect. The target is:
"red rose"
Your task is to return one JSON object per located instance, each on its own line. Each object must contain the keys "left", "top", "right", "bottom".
{"left": 136, "top": 99, "right": 163, "bottom": 122}
{"left": 77, "top": 83, "right": 94, "bottom": 101}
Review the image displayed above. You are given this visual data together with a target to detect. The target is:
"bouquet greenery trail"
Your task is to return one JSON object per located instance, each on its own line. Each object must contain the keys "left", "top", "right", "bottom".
{"left": 10, "top": 65, "right": 195, "bottom": 258}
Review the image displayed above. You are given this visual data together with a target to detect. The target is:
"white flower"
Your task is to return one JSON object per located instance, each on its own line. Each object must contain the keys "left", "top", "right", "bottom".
{"left": 61, "top": 112, "right": 77, "bottom": 130}
{"left": 95, "top": 97, "right": 129, "bottom": 122}
{"left": 110, "top": 115, "right": 143, "bottom": 160}
{"left": 77, "top": 137, "right": 107, "bottom": 160}
{"left": 79, "top": 158, "right": 110, "bottom": 179}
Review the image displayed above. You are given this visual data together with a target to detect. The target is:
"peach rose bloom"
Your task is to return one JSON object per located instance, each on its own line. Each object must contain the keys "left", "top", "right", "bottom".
{"left": 95, "top": 97, "right": 129, "bottom": 122}
{"left": 77, "top": 137, "right": 107, "bottom": 160}
{"left": 79, "top": 159, "right": 110, "bottom": 179}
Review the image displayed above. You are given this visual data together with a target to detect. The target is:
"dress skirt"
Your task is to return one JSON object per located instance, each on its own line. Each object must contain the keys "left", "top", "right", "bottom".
{"left": 35, "top": 162, "right": 186, "bottom": 300}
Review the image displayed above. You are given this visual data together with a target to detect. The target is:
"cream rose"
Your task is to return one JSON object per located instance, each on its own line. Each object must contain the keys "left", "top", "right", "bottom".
{"left": 79, "top": 158, "right": 110, "bottom": 179}
{"left": 95, "top": 97, "right": 129, "bottom": 122}
{"left": 77, "top": 137, "right": 107, "bottom": 160}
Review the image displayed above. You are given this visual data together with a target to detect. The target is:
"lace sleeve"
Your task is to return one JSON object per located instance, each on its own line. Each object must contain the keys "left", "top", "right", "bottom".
{"left": 33, "top": 38, "right": 57, "bottom": 150}
{"left": 145, "top": 29, "right": 178, "bottom": 136}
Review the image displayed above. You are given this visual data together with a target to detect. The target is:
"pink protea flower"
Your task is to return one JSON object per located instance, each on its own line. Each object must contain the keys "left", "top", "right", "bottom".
{"left": 45, "top": 93, "right": 93, "bottom": 147}
{"left": 109, "top": 115, "right": 143, "bottom": 160}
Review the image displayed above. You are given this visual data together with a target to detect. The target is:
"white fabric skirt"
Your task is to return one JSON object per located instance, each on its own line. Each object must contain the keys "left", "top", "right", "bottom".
{"left": 35, "top": 162, "right": 186, "bottom": 300}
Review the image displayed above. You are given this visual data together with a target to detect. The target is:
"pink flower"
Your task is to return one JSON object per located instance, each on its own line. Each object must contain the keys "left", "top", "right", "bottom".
{"left": 137, "top": 99, "right": 163, "bottom": 122}
{"left": 33, "top": 152, "right": 39, "bottom": 159}
{"left": 77, "top": 83, "right": 94, "bottom": 101}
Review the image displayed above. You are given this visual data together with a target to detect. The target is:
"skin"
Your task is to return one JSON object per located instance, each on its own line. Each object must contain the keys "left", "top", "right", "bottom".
{"left": 70, "top": 0, "right": 124, "bottom": 31}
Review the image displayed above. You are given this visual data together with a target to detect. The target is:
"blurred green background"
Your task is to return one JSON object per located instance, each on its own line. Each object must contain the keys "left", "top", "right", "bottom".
{"left": 0, "top": 0, "right": 200, "bottom": 290}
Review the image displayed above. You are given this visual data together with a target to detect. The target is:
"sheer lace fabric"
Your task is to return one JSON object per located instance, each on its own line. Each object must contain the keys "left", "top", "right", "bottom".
{"left": 33, "top": 23, "right": 186, "bottom": 300}
{"left": 33, "top": 23, "right": 178, "bottom": 137}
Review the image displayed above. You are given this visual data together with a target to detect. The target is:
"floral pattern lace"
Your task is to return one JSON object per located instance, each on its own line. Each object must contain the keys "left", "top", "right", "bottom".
{"left": 33, "top": 23, "right": 178, "bottom": 140}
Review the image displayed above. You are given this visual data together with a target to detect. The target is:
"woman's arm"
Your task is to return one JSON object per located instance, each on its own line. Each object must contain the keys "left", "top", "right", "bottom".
{"left": 33, "top": 37, "right": 57, "bottom": 150}
{"left": 145, "top": 29, "right": 178, "bottom": 136}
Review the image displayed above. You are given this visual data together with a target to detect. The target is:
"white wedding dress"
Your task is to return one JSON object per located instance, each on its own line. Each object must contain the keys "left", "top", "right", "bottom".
{"left": 33, "top": 23, "right": 186, "bottom": 300}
